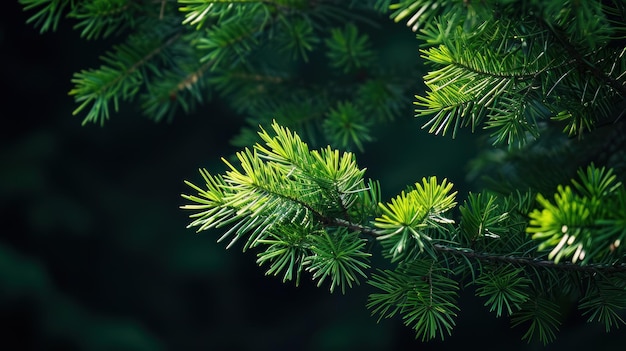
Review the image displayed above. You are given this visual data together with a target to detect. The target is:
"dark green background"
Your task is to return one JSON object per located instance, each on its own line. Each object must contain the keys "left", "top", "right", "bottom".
{"left": 2, "top": 2, "right": 624, "bottom": 350}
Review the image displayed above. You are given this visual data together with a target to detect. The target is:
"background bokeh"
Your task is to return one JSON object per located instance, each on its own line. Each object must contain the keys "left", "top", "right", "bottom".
{"left": 2, "top": 2, "right": 625, "bottom": 350}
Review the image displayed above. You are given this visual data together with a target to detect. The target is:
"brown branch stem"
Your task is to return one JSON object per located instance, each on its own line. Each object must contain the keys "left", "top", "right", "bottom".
{"left": 329, "top": 218, "right": 626, "bottom": 274}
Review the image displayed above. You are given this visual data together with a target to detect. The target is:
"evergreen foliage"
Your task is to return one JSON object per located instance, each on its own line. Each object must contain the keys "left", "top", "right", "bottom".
{"left": 20, "top": 0, "right": 626, "bottom": 346}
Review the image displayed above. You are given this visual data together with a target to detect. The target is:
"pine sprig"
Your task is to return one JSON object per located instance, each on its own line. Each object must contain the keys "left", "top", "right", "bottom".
{"left": 381, "top": 0, "right": 458, "bottom": 32}
{"left": 475, "top": 265, "right": 531, "bottom": 317}
{"left": 415, "top": 18, "right": 555, "bottom": 144}
{"left": 323, "top": 101, "right": 373, "bottom": 152}
{"left": 510, "top": 296, "right": 562, "bottom": 344}
{"left": 527, "top": 164, "right": 626, "bottom": 264}
{"left": 181, "top": 121, "right": 372, "bottom": 292}
{"left": 458, "top": 192, "right": 510, "bottom": 243}
{"left": 373, "top": 177, "right": 457, "bottom": 262}
{"left": 255, "top": 224, "right": 311, "bottom": 285}
{"left": 325, "top": 23, "right": 376, "bottom": 73}
{"left": 139, "top": 59, "right": 213, "bottom": 122}
{"left": 579, "top": 276, "right": 626, "bottom": 332}
{"left": 367, "top": 259, "right": 459, "bottom": 341}
{"left": 19, "top": 0, "right": 74, "bottom": 33}
{"left": 69, "top": 0, "right": 138, "bottom": 40}
{"left": 178, "top": 0, "right": 267, "bottom": 29}
{"left": 276, "top": 16, "right": 319, "bottom": 62}
{"left": 69, "top": 28, "right": 185, "bottom": 125}
{"left": 414, "top": 3, "right": 626, "bottom": 145}
{"left": 196, "top": 14, "right": 270, "bottom": 67}
{"left": 306, "top": 228, "right": 371, "bottom": 293}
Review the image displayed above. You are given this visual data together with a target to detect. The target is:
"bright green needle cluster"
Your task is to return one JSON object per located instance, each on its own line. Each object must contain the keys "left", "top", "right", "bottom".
{"left": 181, "top": 121, "right": 375, "bottom": 293}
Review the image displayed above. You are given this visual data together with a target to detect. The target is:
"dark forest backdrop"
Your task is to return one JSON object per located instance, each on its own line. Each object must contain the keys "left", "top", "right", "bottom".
{"left": 1, "top": 1, "right": 625, "bottom": 350}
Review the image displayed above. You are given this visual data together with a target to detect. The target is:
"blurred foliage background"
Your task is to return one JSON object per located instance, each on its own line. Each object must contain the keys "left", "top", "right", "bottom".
{"left": 1, "top": 1, "right": 625, "bottom": 350}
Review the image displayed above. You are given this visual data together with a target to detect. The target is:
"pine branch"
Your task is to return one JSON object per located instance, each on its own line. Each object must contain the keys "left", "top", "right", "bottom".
{"left": 70, "top": 29, "right": 185, "bottom": 125}
{"left": 536, "top": 15, "right": 626, "bottom": 98}
{"left": 69, "top": 0, "right": 138, "bottom": 40}
{"left": 19, "top": 0, "right": 73, "bottom": 33}
{"left": 20, "top": 0, "right": 626, "bottom": 345}
{"left": 414, "top": 1, "right": 626, "bottom": 144}
{"left": 330, "top": 218, "right": 626, "bottom": 274}
{"left": 181, "top": 121, "right": 626, "bottom": 343}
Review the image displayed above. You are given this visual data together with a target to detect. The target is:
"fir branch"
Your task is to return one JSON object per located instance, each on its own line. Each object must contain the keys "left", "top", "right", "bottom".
{"left": 140, "top": 58, "right": 215, "bottom": 122}
{"left": 19, "top": 0, "right": 74, "bottom": 33}
{"left": 535, "top": 15, "right": 626, "bottom": 98}
{"left": 511, "top": 296, "right": 562, "bottom": 344}
{"left": 367, "top": 259, "right": 460, "bottom": 341}
{"left": 306, "top": 228, "right": 371, "bottom": 294}
{"left": 325, "top": 23, "right": 376, "bottom": 73}
{"left": 383, "top": 0, "right": 458, "bottom": 32}
{"left": 69, "top": 0, "right": 137, "bottom": 40}
{"left": 70, "top": 30, "right": 184, "bottom": 125}
{"left": 21, "top": 0, "right": 626, "bottom": 345}
{"left": 475, "top": 265, "right": 531, "bottom": 317}
{"left": 329, "top": 218, "right": 626, "bottom": 274}
{"left": 180, "top": 120, "right": 626, "bottom": 342}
